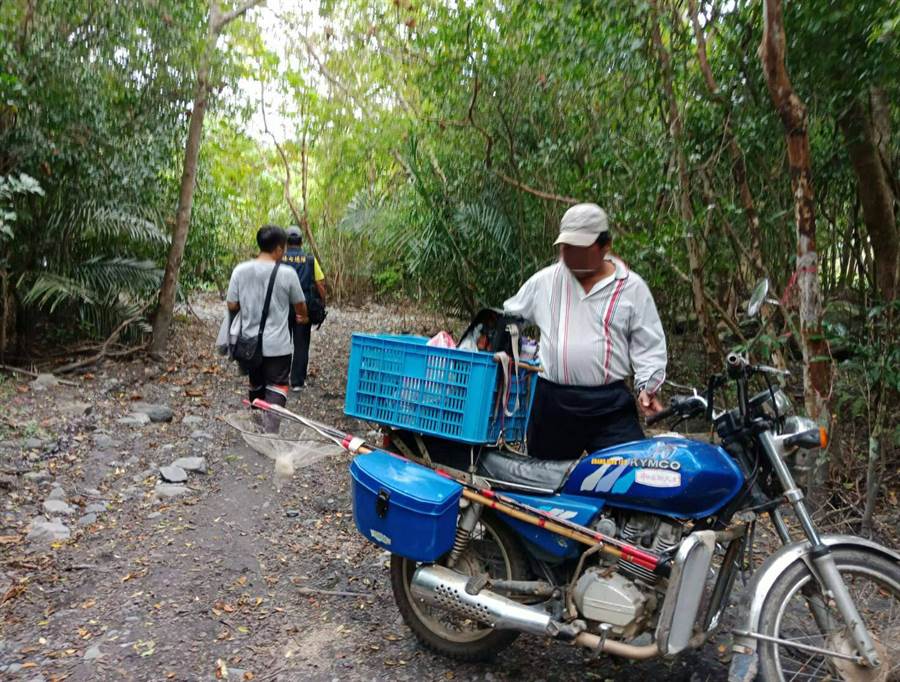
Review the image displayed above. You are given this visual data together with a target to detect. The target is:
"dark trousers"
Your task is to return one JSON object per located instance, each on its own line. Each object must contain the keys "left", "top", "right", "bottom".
{"left": 527, "top": 378, "right": 644, "bottom": 461}
{"left": 248, "top": 355, "right": 291, "bottom": 432}
{"left": 290, "top": 320, "right": 312, "bottom": 387}
{"left": 248, "top": 354, "right": 291, "bottom": 405}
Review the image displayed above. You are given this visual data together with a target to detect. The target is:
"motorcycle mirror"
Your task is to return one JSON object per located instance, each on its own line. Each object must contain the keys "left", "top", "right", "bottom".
{"left": 747, "top": 278, "right": 770, "bottom": 317}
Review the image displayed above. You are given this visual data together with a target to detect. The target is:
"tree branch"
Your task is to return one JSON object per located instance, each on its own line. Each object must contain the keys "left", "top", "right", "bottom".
{"left": 214, "top": 0, "right": 265, "bottom": 32}
{"left": 297, "top": 34, "right": 365, "bottom": 109}
{"left": 259, "top": 79, "right": 321, "bottom": 263}
{"left": 668, "top": 263, "right": 744, "bottom": 340}
{"left": 494, "top": 172, "right": 579, "bottom": 205}
{"left": 57, "top": 308, "right": 149, "bottom": 374}
{"left": 0, "top": 364, "right": 78, "bottom": 386}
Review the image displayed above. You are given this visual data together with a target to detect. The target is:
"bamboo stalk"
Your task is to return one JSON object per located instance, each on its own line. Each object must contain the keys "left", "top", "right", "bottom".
{"left": 246, "top": 400, "right": 663, "bottom": 573}
{"left": 462, "top": 490, "right": 626, "bottom": 561}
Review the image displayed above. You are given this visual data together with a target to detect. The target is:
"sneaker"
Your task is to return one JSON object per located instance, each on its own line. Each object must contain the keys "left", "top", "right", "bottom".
{"left": 290, "top": 385, "right": 304, "bottom": 393}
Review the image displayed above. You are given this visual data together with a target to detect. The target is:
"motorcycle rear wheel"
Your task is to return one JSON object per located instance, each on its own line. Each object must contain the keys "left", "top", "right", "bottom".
{"left": 757, "top": 547, "right": 900, "bottom": 681}
{"left": 390, "top": 513, "right": 528, "bottom": 662}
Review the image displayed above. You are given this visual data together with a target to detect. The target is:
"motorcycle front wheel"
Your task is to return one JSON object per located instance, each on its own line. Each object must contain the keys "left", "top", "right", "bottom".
{"left": 757, "top": 547, "right": 900, "bottom": 681}
{"left": 390, "top": 512, "right": 528, "bottom": 662}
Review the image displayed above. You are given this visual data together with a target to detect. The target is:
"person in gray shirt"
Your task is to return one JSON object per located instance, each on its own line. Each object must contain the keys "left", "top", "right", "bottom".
{"left": 227, "top": 225, "right": 308, "bottom": 427}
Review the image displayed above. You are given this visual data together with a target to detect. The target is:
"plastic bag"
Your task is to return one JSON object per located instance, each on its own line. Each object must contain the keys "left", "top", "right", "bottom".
{"left": 519, "top": 337, "right": 538, "bottom": 361}
{"left": 427, "top": 331, "right": 456, "bottom": 348}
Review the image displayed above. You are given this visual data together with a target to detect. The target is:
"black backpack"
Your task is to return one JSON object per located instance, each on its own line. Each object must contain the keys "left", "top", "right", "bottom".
{"left": 458, "top": 308, "right": 523, "bottom": 354}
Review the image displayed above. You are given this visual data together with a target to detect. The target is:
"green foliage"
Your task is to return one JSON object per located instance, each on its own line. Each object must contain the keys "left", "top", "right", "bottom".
{"left": 0, "top": 173, "right": 43, "bottom": 240}
{"left": 2, "top": 0, "right": 896, "bottom": 392}
{"left": 0, "top": 0, "right": 207, "bottom": 343}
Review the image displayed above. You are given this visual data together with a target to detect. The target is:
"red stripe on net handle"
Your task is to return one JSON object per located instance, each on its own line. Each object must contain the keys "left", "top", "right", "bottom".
{"left": 620, "top": 545, "right": 660, "bottom": 570}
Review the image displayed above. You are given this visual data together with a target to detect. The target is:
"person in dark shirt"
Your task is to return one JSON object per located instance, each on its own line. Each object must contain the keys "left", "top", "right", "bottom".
{"left": 283, "top": 225, "right": 327, "bottom": 391}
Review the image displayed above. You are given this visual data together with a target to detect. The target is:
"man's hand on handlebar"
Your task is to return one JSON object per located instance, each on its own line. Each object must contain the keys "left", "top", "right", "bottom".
{"left": 645, "top": 393, "right": 709, "bottom": 426}
{"left": 638, "top": 390, "right": 664, "bottom": 418}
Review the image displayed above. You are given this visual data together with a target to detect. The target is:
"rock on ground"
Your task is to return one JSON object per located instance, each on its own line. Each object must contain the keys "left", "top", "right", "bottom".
{"left": 159, "top": 464, "right": 187, "bottom": 483}
{"left": 26, "top": 519, "right": 70, "bottom": 543}
{"left": 153, "top": 483, "right": 188, "bottom": 498}
{"left": 42, "top": 500, "right": 74, "bottom": 516}
{"left": 92, "top": 433, "right": 118, "bottom": 449}
{"left": 117, "top": 413, "right": 150, "bottom": 427}
{"left": 31, "top": 373, "right": 59, "bottom": 391}
{"left": 171, "top": 456, "right": 207, "bottom": 474}
{"left": 131, "top": 402, "right": 174, "bottom": 423}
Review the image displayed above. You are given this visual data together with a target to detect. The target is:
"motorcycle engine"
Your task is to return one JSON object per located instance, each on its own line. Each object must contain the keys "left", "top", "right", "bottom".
{"left": 573, "top": 570, "right": 651, "bottom": 637}
{"left": 615, "top": 514, "right": 683, "bottom": 585}
{"left": 574, "top": 514, "right": 682, "bottom": 635}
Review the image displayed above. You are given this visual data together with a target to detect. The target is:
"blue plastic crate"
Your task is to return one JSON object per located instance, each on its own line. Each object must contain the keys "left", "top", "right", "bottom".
{"left": 344, "top": 334, "right": 535, "bottom": 444}
{"left": 487, "top": 365, "right": 536, "bottom": 443}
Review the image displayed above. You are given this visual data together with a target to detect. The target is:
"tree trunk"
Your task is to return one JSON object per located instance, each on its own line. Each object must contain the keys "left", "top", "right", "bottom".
{"left": 760, "top": 0, "right": 832, "bottom": 491}
{"left": 690, "top": 0, "right": 787, "bottom": 370}
{"left": 150, "top": 0, "right": 263, "bottom": 355}
{"left": 839, "top": 90, "right": 899, "bottom": 302}
{"left": 689, "top": 0, "right": 766, "bottom": 279}
{"left": 0, "top": 269, "right": 8, "bottom": 361}
{"left": 150, "top": 49, "right": 212, "bottom": 356}
{"left": 861, "top": 400, "right": 885, "bottom": 537}
{"left": 649, "top": 2, "right": 721, "bottom": 361}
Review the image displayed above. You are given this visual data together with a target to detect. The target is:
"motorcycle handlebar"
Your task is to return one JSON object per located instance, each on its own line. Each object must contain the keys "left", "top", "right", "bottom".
{"left": 645, "top": 405, "right": 676, "bottom": 426}
{"left": 645, "top": 395, "right": 705, "bottom": 427}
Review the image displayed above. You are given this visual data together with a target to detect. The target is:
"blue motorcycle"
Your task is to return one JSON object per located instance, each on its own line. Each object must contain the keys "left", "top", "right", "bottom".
{"left": 340, "top": 280, "right": 899, "bottom": 681}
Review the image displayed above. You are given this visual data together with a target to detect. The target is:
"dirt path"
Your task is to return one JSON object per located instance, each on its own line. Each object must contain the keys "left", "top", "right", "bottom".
{"left": 1, "top": 300, "right": 730, "bottom": 681}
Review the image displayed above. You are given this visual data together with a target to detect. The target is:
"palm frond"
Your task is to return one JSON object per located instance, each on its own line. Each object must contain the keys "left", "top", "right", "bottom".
{"left": 21, "top": 272, "right": 98, "bottom": 312}
{"left": 84, "top": 204, "right": 169, "bottom": 245}
{"left": 338, "top": 190, "right": 387, "bottom": 234}
{"left": 454, "top": 202, "right": 512, "bottom": 250}
{"left": 75, "top": 257, "right": 162, "bottom": 296}
{"left": 79, "top": 299, "right": 151, "bottom": 341}
{"left": 21, "top": 258, "right": 161, "bottom": 313}
{"left": 45, "top": 199, "right": 169, "bottom": 245}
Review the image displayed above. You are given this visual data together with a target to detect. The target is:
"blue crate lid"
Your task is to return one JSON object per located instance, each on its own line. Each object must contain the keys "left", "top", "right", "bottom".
{"left": 350, "top": 450, "right": 462, "bottom": 513}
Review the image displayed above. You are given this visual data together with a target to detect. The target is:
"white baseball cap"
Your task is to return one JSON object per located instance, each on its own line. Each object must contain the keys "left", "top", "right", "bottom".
{"left": 554, "top": 203, "right": 610, "bottom": 247}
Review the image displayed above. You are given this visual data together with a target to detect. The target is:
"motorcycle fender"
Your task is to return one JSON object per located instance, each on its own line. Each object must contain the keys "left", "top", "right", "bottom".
{"left": 728, "top": 534, "right": 900, "bottom": 682}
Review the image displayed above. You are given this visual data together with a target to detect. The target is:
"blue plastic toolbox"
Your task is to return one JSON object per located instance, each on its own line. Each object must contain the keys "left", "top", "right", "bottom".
{"left": 344, "top": 333, "right": 535, "bottom": 444}
{"left": 349, "top": 450, "right": 462, "bottom": 562}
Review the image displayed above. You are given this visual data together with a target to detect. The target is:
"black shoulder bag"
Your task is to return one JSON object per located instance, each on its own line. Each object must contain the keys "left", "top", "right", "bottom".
{"left": 307, "top": 287, "right": 327, "bottom": 327}
{"left": 231, "top": 262, "right": 280, "bottom": 370}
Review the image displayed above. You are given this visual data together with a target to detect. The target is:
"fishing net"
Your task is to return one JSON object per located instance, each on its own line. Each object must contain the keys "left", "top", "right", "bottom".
{"left": 224, "top": 411, "right": 341, "bottom": 469}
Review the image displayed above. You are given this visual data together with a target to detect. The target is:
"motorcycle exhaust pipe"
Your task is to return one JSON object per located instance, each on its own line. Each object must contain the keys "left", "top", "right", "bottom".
{"left": 411, "top": 565, "right": 664, "bottom": 660}
{"left": 410, "top": 565, "right": 553, "bottom": 637}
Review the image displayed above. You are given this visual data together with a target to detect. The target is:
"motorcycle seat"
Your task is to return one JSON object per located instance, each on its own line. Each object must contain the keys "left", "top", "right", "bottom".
{"left": 476, "top": 450, "right": 578, "bottom": 493}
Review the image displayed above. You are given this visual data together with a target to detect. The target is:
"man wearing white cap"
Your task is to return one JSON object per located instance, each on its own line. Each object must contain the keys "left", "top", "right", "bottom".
{"left": 504, "top": 203, "right": 666, "bottom": 460}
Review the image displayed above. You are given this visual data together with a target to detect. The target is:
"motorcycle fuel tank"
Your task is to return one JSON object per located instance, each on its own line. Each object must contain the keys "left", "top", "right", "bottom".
{"left": 563, "top": 436, "right": 744, "bottom": 519}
